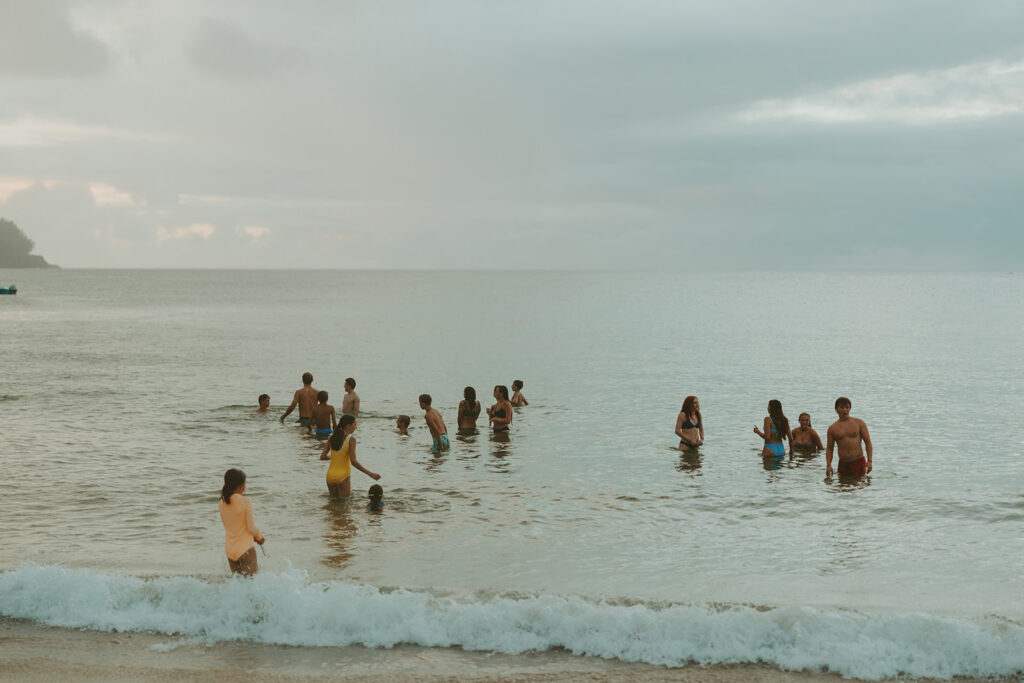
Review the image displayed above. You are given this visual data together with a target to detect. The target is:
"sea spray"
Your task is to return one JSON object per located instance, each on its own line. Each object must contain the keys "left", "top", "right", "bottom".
{"left": 0, "top": 563, "right": 1021, "bottom": 680}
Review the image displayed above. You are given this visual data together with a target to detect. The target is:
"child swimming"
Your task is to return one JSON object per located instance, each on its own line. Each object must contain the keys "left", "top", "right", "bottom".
{"left": 367, "top": 484, "right": 383, "bottom": 511}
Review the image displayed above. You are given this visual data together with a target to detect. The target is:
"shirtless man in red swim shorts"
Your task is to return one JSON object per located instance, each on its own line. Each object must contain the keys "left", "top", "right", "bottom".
{"left": 826, "top": 397, "right": 873, "bottom": 478}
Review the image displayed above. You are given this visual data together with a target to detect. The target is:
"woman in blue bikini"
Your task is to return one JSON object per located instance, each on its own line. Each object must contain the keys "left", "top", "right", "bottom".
{"left": 754, "top": 399, "right": 792, "bottom": 460}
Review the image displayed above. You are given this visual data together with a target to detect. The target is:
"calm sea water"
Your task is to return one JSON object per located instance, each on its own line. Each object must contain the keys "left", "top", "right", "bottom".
{"left": 1, "top": 269, "right": 1022, "bottom": 679}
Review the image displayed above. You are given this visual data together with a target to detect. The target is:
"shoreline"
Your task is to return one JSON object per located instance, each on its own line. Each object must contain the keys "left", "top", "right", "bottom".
{"left": 1, "top": 619, "right": 1014, "bottom": 683}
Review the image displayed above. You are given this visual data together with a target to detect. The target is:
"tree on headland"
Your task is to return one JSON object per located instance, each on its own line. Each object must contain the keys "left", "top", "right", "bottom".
{"left": 0, "top": 218, "right": 55, "bottom": 268}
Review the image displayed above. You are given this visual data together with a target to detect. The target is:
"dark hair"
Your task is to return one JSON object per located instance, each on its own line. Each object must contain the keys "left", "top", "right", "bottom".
{"left": 317, "top": 390, "right": 328, "bottom": 403}
{"left": 495, "top": 385, "right": 509, "bottom": 401}
{"left": 681, "top": 395, "right": 701, "bottom": 423}
{"left": 258, "top": 394, "right": 269, "bottom": 403}
{"left": 464, "top": 386, "right": 476, "bottom": 403}
{"left": 768, "top": 399, "right": 789, "bottom": 437}
{"left": 835, "top": 396, "right": 851, "bottom": 409}
{"left": 512, "top": 379, "right": 523, "bottom": 391}
{"left": 346, "top": 377, "right": 356, "bottom": 389}
{"left": 330, "top": 414, "right": 356, "bottom": 450}
{"left": 302, "top": 372, "right": 313, "bottom": 385}
{"left": 799, "top": 412, "right": 811, "bottom": 426}
{"left": 419, "top": 393, "right": 432, "bottom": 405}
{"left": 221, "top": 469, "right": 246, "bottom": 504}
{"left": 397, "top": 414, "right": 410, "bottom": 427}
{"left": 368, "top": 484, "right": 383, "bottom": 498}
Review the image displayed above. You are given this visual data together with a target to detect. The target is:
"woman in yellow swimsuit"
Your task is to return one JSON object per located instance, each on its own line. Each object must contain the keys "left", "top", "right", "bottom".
{"left": 320, "top": 415, "right": 381, "bottom": 498}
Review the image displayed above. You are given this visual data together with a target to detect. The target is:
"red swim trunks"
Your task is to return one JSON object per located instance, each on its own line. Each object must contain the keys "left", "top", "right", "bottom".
{"left": 837, "top": 457, "right": 867, "bottom": 477}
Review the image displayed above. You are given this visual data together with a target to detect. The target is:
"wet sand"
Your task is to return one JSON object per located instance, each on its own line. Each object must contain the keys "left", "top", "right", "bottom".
{"left": 1, "top": 619, "right": 1013, "bottom": 683}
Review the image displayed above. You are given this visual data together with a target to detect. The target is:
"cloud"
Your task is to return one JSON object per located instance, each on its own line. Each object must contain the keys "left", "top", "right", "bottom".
{"left": 737, "top": 59, "right": 1024, "bottom": 125}
{"left": 0, "top": 117, "right": 154, "bottom": 148}
{"left": 187, "top": 17, "right": 301, "bottom": 79}
{"left": 240, "top": 225, "right": 269, "bottom": 243}
{"left": 0, "top": 177, "right": 36, "bottom": 202}
{"left": 0, "top": 1, "right": 109, "bottom": 77}
{"left": 89, "top": 182, "right": 134, "bottom": 207}
{"left": 157, "top": 223, "right": 215, "bottom": 243}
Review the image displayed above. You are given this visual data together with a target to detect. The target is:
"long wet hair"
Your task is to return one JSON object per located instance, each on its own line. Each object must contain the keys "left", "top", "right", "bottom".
{"left": 768, "top": 400, "right": 789, "bottom": 437}
{"left": 681, "top": 395, "right": 701, "bottom": 423}
{"left": 221, "top": 469, "right": 246, "bottom": 504}
{"left": 463, "top": 386, "right": 478, "bottom": 413}
{"left": 330, "top": 414, "right": 356, "bottom": 450}
{"left": 495, "top": 385, "right": 509, "bottom": 401}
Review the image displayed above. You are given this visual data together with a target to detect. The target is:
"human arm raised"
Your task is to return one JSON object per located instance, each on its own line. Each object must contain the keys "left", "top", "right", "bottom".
{"left": 348, "top": 437, "right": 381, "bottom": 480}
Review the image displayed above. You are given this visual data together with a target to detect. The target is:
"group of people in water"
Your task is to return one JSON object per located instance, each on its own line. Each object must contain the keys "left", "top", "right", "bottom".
{"left": 222, "top": 372, "right": 531, "bottom": 576}
{"left": 224, "top": 377, "right": 872, "bottom": 577}
{"left": 675, "top": 394, "right": 873, "bottom": 477}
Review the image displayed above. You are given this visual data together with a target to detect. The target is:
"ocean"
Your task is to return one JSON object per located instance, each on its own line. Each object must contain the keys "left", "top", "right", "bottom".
{"left": 0, "top": 268, "right": 1022, "bottom": 680}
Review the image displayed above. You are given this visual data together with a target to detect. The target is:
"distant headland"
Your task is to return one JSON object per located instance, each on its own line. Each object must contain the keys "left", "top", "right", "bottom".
{"left": 0, "top": 219, "right": 58, "bottom": 268}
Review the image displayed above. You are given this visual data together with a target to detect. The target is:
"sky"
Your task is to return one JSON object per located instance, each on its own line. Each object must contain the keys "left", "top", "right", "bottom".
{"left": 1, "top": 0, "right": 1022, "bottom": 269}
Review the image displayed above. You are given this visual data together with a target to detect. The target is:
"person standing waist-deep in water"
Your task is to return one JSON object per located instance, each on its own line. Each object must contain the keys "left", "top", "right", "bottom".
{"left": 341, "top": 377, "right": 360, "bottom": 416}
{"left": 281, "top": 372, "right": 318, "bottom": 425}
{"left": 510, "top": 380, "right": 529, "bottom": 407}
{"left": 320, "top": 415, "right": 380, "bottom": 498}
{"left": 310, "top": 390, "right": 336, "bottom": 436}
{"left": 419, "top": 394, "right": 449, "bottom": 451}
{"left": 792, "top": 412, "right": 824, "bottom": 451}
{"left": 675, "top": 395, "right": 704, "bottom": 450}
{"left": 487, "top": 385, "right": 513, "bottom": 432}
{"left": 826, "top": 396, "right": 873, "bottom": 477}
{"left": 457, "top": 386, "right": 481, "bottom": 430}
{"left": 754, "top": 399, "right": 792, "bottom": 460}
{"left": 218, "top": 469, "right": 265, "bottom": 577}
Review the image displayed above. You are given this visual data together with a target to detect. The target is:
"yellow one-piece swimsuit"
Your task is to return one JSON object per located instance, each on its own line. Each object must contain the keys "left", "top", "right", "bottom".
{"left": 325, "top": 436, "right": 352, "bottom": 485}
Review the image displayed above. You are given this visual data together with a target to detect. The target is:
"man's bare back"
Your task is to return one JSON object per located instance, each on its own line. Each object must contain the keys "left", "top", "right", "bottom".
{"left": 311, "top": 402, "right": 336, "bottom": 431}
{"left": 280, "top": 373, "right": 319, "bottom": 423}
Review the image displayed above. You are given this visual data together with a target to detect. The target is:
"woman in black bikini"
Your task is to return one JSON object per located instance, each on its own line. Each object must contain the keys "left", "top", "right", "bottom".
{"left": 487, "top": 385, "right": 512, "bottom": 432}
{"left": 675, "top": 395, "right": 704, "bottom": 450}
{"left": 791, "top": 412, "right": 823, "bottom": 451}
{"left": 457, "top": 386, "right": 481, "bottom": 430}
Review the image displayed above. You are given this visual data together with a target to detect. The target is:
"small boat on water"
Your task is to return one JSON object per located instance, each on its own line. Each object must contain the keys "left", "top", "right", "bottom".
{"left": 0, "top": 285, "right": 17, "bottom": 295}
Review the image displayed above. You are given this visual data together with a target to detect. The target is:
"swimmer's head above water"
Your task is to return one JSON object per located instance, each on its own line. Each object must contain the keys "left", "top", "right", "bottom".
{"left": 367, "top": 484, "right": 383, "bottom": 510}
{"left": 317, "top": 390, "right": 328, "bottom": 404}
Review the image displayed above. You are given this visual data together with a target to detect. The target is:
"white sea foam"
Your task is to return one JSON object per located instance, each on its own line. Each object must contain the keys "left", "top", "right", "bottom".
{"left": 1, "top": 563, "right": 1021, "bottom": 680}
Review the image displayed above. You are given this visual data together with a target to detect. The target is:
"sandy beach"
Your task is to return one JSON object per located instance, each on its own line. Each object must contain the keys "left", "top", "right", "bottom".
{"left": 1, "top": 619, "right": 1015, "bottom": 683}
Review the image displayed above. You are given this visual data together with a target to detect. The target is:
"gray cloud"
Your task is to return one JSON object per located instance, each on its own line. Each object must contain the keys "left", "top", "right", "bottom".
{"left": 188, "top": 17, "right": 302, "bottom": 79}
{"left": 0, "top": 1, "right": 109, "bottom": 77}
{"left": 1, "top": 1, "right": 1022, "bottom": 269}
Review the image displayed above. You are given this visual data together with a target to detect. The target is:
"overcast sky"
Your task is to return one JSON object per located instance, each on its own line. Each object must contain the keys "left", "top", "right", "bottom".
{"left": 1, "top": 0, "right": 1022, "bottom": 269}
